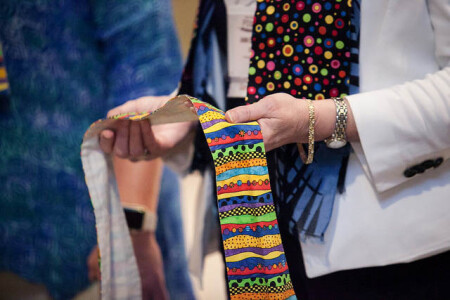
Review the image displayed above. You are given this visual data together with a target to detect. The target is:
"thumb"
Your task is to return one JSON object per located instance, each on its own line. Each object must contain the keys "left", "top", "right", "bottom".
{"left": 225, "top": 102, "right": 267, "bottom": 123}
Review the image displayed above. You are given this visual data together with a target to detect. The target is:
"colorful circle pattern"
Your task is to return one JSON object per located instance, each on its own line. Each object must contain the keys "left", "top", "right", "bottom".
{"left": 246, "top": 0, "right": 353, "bottom": 102}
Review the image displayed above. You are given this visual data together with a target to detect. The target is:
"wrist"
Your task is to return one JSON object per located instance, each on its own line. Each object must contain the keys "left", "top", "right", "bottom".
{"left": 130, "top": 230, "right": 157, "bottom": 251}
{"left": 293, "top": 99, "right": 310, "bottom": 143}
{"left": 123, "top": 205, "right": 158, "bottom": 233}
{"left": 343, "top": 97, "right": 358, "bottom": 142}
{"left": 130, "top": 230, "right": 156, "bottom": 241}
{"left": 314, "top": 99, "right": 337, "bottom": 141}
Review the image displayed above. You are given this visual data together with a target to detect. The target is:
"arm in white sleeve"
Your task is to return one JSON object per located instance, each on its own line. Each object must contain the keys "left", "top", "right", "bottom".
{"left": 348, "top": 68, "right": 450, "bottom": 192}
{"left": 346, "top": 0, "right": 450, "bottom": 193}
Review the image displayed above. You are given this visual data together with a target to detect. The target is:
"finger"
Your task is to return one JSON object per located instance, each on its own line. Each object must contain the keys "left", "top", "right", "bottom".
{"left": 152, "top": 287, "right": 169, "bottom": 300}
{"left": 86, "top": 246, "right": 97, "bottom": 268}
{"left": 140, "top": 120, "right": 162, "bottom": 159}
{"left": 129, "top": 121, "right": 145, "bottom": 158}
{"left": 160, "top": 284, "right": 169, "bottom": 300}
{"left": 88, "top": 269, "right": 94, "bottom": 282}
{"left": 87, "top": 246, "right": 99, "bottom": 281}
{"left": 107, "top": 101, "right": 138, "bottom": 118}
{"left": 88, "top": 263, "right": 101, "bottom": 282}
{"left": 94, "top": 247, "right": 101, "bottom": 281}
{"left": 150, "top": 278, "right": 169, "bottom": 300}
{"left": 87, "top": 259, "right": 94, "bottom": 281}
{"left": 99, "top": 130, "right": 115, "bottom": 154}
{"left": 225, "top": 101, "right": 268, "bottom": 123}
{"left": 113, "top": 120, "right": 130, "bottom": 158}
{"left": 107, "top": 95, "right": 173, "bottom": 118}
{"left": 135, "top": 96, "right": 168, "bottom": 113}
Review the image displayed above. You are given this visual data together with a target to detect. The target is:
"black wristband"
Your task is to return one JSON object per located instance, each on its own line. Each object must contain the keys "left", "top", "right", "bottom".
{"left": 124, "top": 207, "right": 145, "bottom": 230}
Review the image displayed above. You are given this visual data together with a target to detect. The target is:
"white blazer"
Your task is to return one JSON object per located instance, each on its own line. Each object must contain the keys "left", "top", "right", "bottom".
{"left": 301, "top": 0, "right": 450, "bottom": 277}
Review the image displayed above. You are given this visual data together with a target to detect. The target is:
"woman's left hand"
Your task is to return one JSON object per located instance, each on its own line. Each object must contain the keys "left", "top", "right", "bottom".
{"left": 225, "top": 92, "right": 357, "bottom": 152}
{"left": 225, "top": 93, "right": 310, "bottom": 152}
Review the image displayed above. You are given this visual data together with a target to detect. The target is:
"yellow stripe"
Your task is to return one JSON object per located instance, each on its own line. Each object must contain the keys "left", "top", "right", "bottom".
{"left": 223, "top": 234, "right": 282, "bottom": 250}
{"left": 128, "top": 112, "right": 150, "bottom": 120}
{"left": 216, "top": 174, "right": 269, "bottom": 188}
{"left": 203, "top": 122, "right": 234, "bottom": 133}
{"left": 203, "top": 121, "right": 259, "bottom": 134}
{"left": 0, "top": 83, "right": 9, "bottom": 91}
{"left": 230, "top": 289, "right": 296, "bottom": 300}
{"left": 199, "top": 111, "right": 225, "bottom": 123}
{"left": 226, "top": 251, "right": 284, "bottom": 263}
{"left": 0, "top": 67, "right": 7, "bottom": 79}
{"left": 218, "top": 189, "right": 269, "bottom": 200}
{"left": 216, "top": 158, "right": 267, "bottom": 175}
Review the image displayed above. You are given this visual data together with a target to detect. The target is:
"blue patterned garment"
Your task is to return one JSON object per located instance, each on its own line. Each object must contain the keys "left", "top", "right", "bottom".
{"left": 0, "top": 1, "right": 189, "bottom": 299}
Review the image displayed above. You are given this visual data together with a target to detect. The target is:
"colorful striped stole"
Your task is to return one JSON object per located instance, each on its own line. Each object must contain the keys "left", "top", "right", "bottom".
{"left": 191, "top": 96, "right": 297, "bottom": 300}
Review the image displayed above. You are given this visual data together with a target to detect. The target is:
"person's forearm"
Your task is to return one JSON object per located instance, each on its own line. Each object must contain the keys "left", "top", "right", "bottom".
{"left": 113, "top": 156, "right": 163, "bottom": 212}
{"left": 113, "top": 157, "right": 168, "bottom": 299}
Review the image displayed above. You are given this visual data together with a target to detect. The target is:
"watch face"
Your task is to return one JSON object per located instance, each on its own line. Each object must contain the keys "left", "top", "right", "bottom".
{"left": 327, "top": 140, "right": 347, "bottom": 149}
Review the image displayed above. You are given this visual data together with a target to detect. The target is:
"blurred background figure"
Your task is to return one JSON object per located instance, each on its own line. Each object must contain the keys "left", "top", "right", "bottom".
{"left": 0, "top": 0, "right": 194, "bottom": 299}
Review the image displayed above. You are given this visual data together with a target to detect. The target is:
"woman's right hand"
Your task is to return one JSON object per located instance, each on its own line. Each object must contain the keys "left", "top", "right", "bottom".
{"left": 99, "top": 95, "right": 197, "bottom": 161}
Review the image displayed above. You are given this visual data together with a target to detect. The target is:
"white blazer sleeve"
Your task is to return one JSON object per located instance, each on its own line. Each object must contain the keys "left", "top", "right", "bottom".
{"left": 346, "top": 0, "right": 450, "bottom": 193}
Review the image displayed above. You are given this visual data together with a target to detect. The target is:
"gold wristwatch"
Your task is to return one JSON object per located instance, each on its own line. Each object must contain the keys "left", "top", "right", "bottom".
{"left": 324, "top": 97, "right": 348, "bottom": 149}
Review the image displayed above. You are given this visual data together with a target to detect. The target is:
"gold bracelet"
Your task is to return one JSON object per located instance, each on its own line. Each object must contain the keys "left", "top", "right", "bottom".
{"left": 297, "top": 99, "right": 315, "bottom": 165}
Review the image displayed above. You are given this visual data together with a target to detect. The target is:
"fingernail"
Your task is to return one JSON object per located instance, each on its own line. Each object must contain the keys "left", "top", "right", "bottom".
{"left": 227, "top": 112, "right": 235, "bottom": 123}
{"left": 101, "top": 131, "right": 113, "bottom": 139}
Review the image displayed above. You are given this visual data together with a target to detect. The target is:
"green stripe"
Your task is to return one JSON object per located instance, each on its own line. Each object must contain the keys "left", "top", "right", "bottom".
{"left": 229, "top": 274, "right": 291, "bottom": 288}
{"left": 211, "top": 142, "right": 265, "bottom": 160}
{"left": 220, "top": 211, "right": 277, "bottom": 224}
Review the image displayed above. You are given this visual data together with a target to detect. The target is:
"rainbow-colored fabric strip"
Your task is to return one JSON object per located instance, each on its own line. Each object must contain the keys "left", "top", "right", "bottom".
{"left": 190, "top": 96, "right": 296, "bottom": 300}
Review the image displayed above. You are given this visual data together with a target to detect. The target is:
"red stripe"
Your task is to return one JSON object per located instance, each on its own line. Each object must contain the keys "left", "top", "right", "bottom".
{"left": 221, "top": 220, "right": 279, "bottom": 232}
{"left": 208, "top": 132, "right": 263, "bottom": 147}
{"left": 217, "top": 182, "right": 270, "bottom": 195}
{"left": 228, "top": 264, "right": 289, "bottom": 276}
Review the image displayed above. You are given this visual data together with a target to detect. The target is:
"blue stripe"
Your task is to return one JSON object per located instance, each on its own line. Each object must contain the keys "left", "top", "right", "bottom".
{"left": 205, "top": 124, "right": 261, "bottom": 140}
{"left": 210, "top": 139, "right": 263, "bottom": 151}
{"left": 218, "top": 192, "right": 274, "bottom": 207}
{"left": 222, "top": 226, "right": 281, "bottom": 240}
{"left": 227, "top": 270, "right": 290, "bottom": 281}
{"left": 217, "top": 166, "right": 268, "bottom": 181}
{"left": 196, "top": 105, "right": 225, "bottom": 116}
{"left": 226, "top": 254, "right": 287, "bottom": 270}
